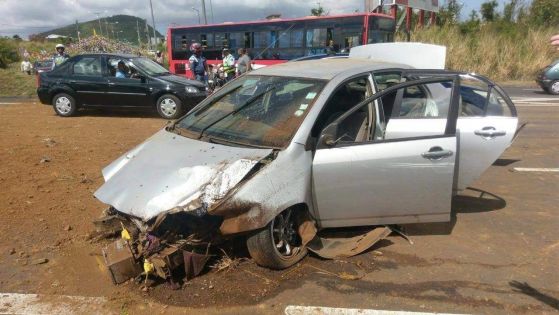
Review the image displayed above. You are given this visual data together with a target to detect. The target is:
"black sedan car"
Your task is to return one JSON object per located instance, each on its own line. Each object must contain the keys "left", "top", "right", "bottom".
{"left": 37, "top": 53, "right": 207, "bottom": 119}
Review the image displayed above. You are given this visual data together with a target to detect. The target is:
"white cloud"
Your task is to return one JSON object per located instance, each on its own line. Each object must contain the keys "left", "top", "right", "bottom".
{"left": 0, "top": 0, "right": 364, "bottom": 38}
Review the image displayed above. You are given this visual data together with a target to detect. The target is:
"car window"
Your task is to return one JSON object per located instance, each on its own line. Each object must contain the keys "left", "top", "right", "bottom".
{"left": 73, "top": 57, "right": 102, "bottom": 76}
{"left": 395, "top": 82, "right": 451, "bottom": 118}
{"left": 311, "top": 76, "right": 371, "bottom": 141}
{"left": 373, "top": 72, "right": 401, "bottom": 92}
{"left": 108, "top": 58, "right": 141, "bottom": 79}
{"left": 486, "top": 89, "right": 512, "bottom": 117}
{"left": 459, "top": 76, "right": 488, "bottom": 117}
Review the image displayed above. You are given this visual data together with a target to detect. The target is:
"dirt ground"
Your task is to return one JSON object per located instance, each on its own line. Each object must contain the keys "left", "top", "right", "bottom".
{"left": 0, "top": 98, "right": 558, "bottom": 314}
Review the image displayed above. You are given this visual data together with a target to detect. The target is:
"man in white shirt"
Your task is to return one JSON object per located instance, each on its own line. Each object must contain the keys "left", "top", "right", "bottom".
{"left": 20, "top": 59, "right": 33, "bottom": 75}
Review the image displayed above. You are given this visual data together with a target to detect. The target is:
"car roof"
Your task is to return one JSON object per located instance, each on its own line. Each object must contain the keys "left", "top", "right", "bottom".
{"left": 249, "top": 58, "right": 412, "bottom": 80}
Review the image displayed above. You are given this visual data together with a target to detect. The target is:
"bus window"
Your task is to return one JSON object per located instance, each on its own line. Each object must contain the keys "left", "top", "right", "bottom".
{"left": 215, "top": 33, "right": 228, "bottom": 48}
{"left": 291, "top": 29, "right": 304, "bottom": 48}
{"left": 368, "top": 17, "right": 396, "bottom": 44}
{"left": 200, "top": 34, "right": 214, "bottom": 48}
{"left": 270, "top": 31, "right": 278, "bottom": 48}
{"left": 306, "top": 28, "right": 327, "bottom": 48}
{"left": 229, "top": 32, "right": 243, "bottom": 49}
{"left": 253, "top": 32, "right": 268, "bottom": 48}
{"left": 278, "top": 30, "right": 290, "bottom": 48}
{"left": 244, "top": 32, "right": 251, "bottom": 48}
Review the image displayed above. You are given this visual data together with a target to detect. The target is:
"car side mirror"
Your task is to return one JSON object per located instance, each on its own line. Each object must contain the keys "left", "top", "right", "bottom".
{"left": 317, "top": 124, "right": 338, "bottom": 149}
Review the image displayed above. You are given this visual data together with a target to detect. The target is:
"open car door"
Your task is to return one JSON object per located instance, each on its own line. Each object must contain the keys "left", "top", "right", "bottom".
{"left": 312, "top": 77, "right": 460, "bottom": 228}
{"left": 395, "top": 71, "right": 519, "bottom": 191}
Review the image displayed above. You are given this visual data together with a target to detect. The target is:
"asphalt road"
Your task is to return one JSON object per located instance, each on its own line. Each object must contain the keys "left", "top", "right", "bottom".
{"left": 0, "top": 86, "right": 557, "bottom": 315}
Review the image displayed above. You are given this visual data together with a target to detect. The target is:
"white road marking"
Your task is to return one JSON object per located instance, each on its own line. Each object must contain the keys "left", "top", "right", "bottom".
{"left": 514, "top": 103, "right": 559, "bottom": 107}
{"left": 512, "top": 168, "right": 559, "bottom": 172}
{"left": 0, "top": 102, "right": 21, "bottom": 105}
{"left": 522, "top": 88, "right": 543, "bottom": 91}
{"left": 511, "top": 97, "right": 559, "bottom": 102}
{"left": 0, "top": 293, "right": 107, "bottom": 314}
{"left": 284, "top": 306, "right": 469, "bottom": 315}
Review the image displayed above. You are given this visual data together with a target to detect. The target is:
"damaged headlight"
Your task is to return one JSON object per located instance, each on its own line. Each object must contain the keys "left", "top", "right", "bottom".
{"left": 185, "top": 86, "right": 199, "bottom": 93}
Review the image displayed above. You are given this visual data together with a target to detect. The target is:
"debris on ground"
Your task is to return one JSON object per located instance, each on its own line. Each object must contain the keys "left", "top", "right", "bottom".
{"left": 42, "top": 138, "right": 57, "bottom": 147}
{"left": 31, "top": 258, "right": 49, "bottom": 265}
{"left": 39, "top": 156, "right": 51, "bottom": 164}
{"left": 210, "top": 249, "right": 247, "bottom": 273}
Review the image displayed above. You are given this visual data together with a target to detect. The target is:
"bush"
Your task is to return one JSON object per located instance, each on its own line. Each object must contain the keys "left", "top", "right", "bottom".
{"left": 0, "top": 38, "right": 20, "bottom": 68}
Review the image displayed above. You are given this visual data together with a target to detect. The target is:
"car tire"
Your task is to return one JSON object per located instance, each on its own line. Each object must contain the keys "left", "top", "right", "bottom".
{"left": 246, "top": 208, "right": 308, "bottom": 270}
{"left": 549, "top": 81, "right": 559, "bottom": 95}
{"left": 156, "top": 94, "right": 182, "bottom": 119}
{"left": 52, "top": 93, "right": 77, "bottom": 117}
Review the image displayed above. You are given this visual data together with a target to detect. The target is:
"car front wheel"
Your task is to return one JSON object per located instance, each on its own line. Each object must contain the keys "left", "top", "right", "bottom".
{"left": 246, "top": 208, "right": 308, "bottom": 270}
{"left": 156, "top": 94, "right": 182, "bottom": 119}
{"left": 549, "top": 81, "right": 559, "bottom": 95}
{"left": 52, "top": 93, "right": 77, "bottom": 117}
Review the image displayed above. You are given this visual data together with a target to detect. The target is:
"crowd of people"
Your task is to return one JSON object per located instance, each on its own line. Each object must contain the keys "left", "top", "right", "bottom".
{"left": 188, "top": 42, "right": 252, "bottom": 85}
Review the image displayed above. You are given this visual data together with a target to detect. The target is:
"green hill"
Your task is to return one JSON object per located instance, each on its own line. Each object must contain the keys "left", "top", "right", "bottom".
{"left": 34, "top": 15, "right": 163, "bottom": 45}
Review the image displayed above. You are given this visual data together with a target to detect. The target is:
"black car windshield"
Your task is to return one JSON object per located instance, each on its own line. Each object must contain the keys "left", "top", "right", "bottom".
{"left": 132, "top": 57, "right": 169, "bottom": 75}
{"left": 176, "top": 75, "right": 325, "bottom": 148}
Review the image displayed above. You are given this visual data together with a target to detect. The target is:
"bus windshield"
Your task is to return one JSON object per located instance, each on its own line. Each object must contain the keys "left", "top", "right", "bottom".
{"left": 175, "top": 75, "right": 325, "bottom": 148}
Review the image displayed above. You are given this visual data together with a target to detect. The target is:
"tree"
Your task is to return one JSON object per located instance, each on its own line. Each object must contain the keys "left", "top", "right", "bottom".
{"left": 311, "top": 4, "right": 325, "bottom": 16}
{"left": 469, "top": 10, "right": 480, "bottom": 22}
{"left": 529, "top": 0, "right": 559, "bottom": 27}
{"left": 503, "top": 0, "right": 518, "bottom": 22}
{"left": 12, "top": 34, "right": 22, "bottom": 41}
{"left": 481, "top": 0, "right": 499, "bottom": 22}
{"left": 437, "top": 0, "right": 462, "bottom": 25}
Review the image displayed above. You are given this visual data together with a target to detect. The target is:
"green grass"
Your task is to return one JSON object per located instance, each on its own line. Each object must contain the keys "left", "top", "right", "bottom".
{"left": 0, "top": 63, "right": 38, "bottom": 97}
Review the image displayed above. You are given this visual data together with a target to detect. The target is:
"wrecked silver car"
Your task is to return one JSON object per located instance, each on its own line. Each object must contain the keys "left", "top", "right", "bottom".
{"left": 94, "top": 43, "right": 518, "bottom": 277}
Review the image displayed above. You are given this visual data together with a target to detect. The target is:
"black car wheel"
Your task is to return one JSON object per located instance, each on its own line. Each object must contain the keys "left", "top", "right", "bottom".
{"left": 52, "top": 93, "right": 77, "bottom": 117}
{"left": 156, "top": 94, "right": 182, "bottom": 119}
{"left": 549, "top": 81, "right": 559, "bottom": 95}
{"left": 246, "top": 208, "right": 308, "bottom": 270}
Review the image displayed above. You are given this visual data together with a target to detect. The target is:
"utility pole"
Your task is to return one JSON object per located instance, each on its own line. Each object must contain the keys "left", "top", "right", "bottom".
{"left": 145, "top": 19, "right": 151, "bottom": 49}
{"left": 94, "top": 12, "right": 103, "bottom": 37}
{"left": 149, "top": 0, "right": 158, "bottom": 45}
{"left": 209, "top": 0, "right": 214, "bottom": 23}
{"left": 136, "top": 19, "right": 142, "bottom": 46}
{"left": 201, "top": 0, "right": 208, "bottom": 24}
{"left": 75, "top": 20, "right": 80, "bottom": 42}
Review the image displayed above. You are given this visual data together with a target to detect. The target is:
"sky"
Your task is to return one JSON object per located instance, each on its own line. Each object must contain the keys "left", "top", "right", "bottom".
{"left": 0, "top": 0, "right": 526, "bottom": 39}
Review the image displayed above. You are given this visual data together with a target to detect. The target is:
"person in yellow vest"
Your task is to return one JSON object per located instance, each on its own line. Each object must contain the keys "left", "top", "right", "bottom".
{"left": 221, "top": 48, "right": 236, "bottom": 82}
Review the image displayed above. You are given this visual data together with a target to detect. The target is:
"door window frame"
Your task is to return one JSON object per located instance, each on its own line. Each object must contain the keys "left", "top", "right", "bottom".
{"left": 71, "top": 55, "right": 103, "bottom": 77}
{"left": 316, "top": 76, "right": 461, "bottom": 150}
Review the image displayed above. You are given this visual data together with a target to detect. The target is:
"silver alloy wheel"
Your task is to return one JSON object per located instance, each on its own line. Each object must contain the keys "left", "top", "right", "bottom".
{"left": 159, "top": 97, "right": 177, "bottom": 117}
{"left": 55, "top": 96, "right": 72, "bottom": 114}
{"left": 551, "top": 81, "right": 559, "bottom": 94}
{"left": 271, "top": 209, "right": 300, "bottom": 258}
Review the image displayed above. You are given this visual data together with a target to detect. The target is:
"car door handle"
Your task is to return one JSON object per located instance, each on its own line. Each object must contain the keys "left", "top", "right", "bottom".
{"left": 474, "top": 127, "right": 506, "bottom": 140}
{"left": 421, "top": 146, "right": 453, "bottom": 160}
{"left": 69, "top": 80, "right": 76, "bottom": 84}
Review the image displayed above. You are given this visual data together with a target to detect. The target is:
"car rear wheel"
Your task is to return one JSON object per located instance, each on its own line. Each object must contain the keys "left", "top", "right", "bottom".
{"left": 246, "top": 208, "right": 307, "bottom": 270}
{"left": 549, "top": 81, "right": 559, "bottom": 95}
{"left": 156, "top": 94, "right": 182, "bottom": 119}
{"left": 52, "top": 93, "right": 77, "bottom": 117}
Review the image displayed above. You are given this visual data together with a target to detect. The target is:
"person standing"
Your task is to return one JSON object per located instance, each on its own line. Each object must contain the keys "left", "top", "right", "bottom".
{"left": 188, "top": 43, "right": 208, "bottom": 83}
{"left": 20, "top": 59, "right": 33, "bottom": 75}
{"left": 155, "top": 50, "right": 164, "bottom": 64}
{"left": 52, "top": 44, "right": 70, "bottom": 69}
{"left": 551, "top": 34, "right": 559, "bottom": 50}
{"left": 236, "top": 48, "right": 252, "bottom": 77}
{"left": 221, "top": 48, "right": 236, "bottom": 82}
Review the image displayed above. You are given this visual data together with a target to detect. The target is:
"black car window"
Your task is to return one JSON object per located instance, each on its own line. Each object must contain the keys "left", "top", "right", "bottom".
{"left": 73, "top": 57, "right": 102, "bottom": 76}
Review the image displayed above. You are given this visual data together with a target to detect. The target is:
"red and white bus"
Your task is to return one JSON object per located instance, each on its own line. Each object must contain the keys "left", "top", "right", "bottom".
{"left": 167, "top": 12, "right": 396, "bottom": 77}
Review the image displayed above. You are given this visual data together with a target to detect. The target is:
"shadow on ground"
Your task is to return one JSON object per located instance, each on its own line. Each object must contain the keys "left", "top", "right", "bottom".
{"left": 403, "top": 188, "right": 506, "bottom": 236}
{"left": 510, "top": 280, "right": 559, "bottom": 311}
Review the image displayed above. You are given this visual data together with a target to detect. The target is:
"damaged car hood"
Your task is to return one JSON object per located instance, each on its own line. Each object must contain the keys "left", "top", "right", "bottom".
{"left": 94, "top": 129, "right": 273, "bottom": 221}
